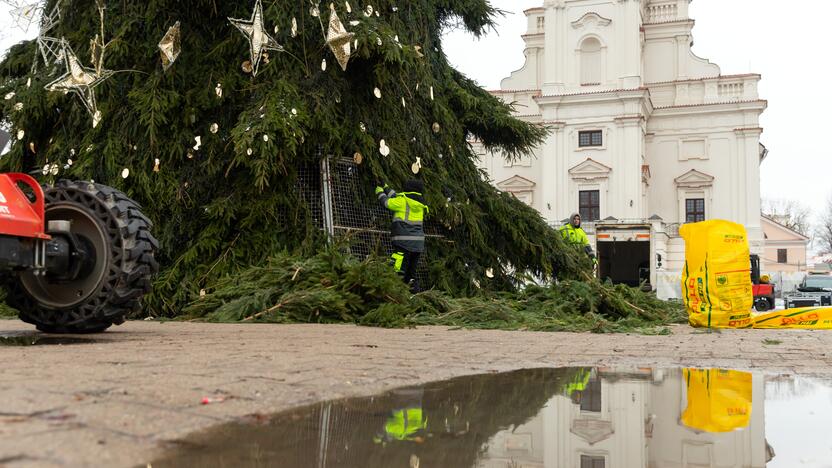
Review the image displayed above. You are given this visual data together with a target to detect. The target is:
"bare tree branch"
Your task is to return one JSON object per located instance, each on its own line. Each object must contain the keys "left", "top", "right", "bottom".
{"left": 762, "top": 198, "right": 813, "bottom": 236}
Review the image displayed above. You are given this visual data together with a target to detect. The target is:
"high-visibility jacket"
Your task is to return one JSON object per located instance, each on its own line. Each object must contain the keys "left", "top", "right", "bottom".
{"left": 377, "top": 187, "right": 428, "bottom": 253}
{"left": 560, "top": 223, "right": 596, "bottom": 260}
{"left": 384, "top": 408, "right": 427, "bottom": 441}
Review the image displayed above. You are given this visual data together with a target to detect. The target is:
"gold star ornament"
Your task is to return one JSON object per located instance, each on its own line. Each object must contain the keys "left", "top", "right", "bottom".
{"left": 326, "top": 7, "right": 354, "bottom": 71}
{"left": 228, "top": 0, "right": 283, "bottom": 77}
{"left": 44, "top": 42, "right": 114, "bottom": 128}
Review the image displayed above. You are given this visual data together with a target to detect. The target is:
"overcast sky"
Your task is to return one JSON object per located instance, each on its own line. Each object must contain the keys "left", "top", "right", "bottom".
{"left": 2, "top": 1, "right": 830, "bottom": 224}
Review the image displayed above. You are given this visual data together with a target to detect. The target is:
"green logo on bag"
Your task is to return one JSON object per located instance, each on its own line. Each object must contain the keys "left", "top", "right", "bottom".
{"left": 717, "top": 275, "right": 728, "bottom": 285}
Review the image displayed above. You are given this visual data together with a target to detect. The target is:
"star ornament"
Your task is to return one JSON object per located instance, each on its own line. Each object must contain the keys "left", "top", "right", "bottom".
{"left": 9, "top": 2, "right": 41, "bottom": 33}
{"left": 45, "top": 43, "right": 114, "bottom": 128}
{"left": 326, "top": 8, "right": 354, "bottom": 72}
{"left": 228, "top": 0, "right": 283, "bottom": 77}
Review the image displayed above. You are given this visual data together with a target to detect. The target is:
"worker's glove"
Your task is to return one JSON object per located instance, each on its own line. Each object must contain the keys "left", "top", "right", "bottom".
{"left": 375, "top": 186, "right": 384, "bottom": 195}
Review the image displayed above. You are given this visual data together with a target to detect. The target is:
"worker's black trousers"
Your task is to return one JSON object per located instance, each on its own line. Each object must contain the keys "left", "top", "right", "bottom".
{"left": 392, "top": 250, "right": 421, "bottom": 285}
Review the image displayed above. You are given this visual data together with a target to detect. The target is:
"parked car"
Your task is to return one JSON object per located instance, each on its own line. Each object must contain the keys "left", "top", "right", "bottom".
{"left": 783, "top": 274, "right": 832, "bottom": 309}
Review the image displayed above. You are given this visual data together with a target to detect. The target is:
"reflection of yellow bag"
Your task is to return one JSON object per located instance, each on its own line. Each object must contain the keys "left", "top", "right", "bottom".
{"left": 754, "top": 307, "right": 832, "bottom": 329}
{"left": 680, "top": 220, "right": 753, "bottom": 329}
{"left": 682, "top": 368, "right": 752, "bottom": 433}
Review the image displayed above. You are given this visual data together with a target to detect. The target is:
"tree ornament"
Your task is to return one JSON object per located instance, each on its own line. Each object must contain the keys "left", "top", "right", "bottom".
{"left": 16, "top": 129, "right": 24, "bottom": 140}
{"left": 215, "top": 83, "right": 223, "bottom": 97}
{"left": 310, "top": 5, "right": 320, "bottom": 17}
{"left": 93, "top": 110, "right": 102, "bottom": 128}
{"left": 414, "top": 45, "right": 424, "bottom": 58}
{"left": 359, "top": 122, "right": 366, "bottom": 132}
{"left": 345, "top": 1, "right": 352, "bottom": 14}
{"left": 325, "top": 7, "right": 354, "bottom": 71}
{"left": 193, "top": 136, "right": 202, "bottom": 151}
{"left": 67, "top": 158, "right": 73, "bottom": 166}
{"left": 28, "top": 142, "right": 36, "bottom": 154}
{"left": 291, "top": 17, "right": 298, "bottom": 37}
{"left": 376, "top": 36, "right": 382, "bottom": 46}
{"left": 432, "top": 122, "right": 440, "bottom": 133}
{"left": 13, "top": 103, "right": 23, "bottom": 111}
{"left": 401, "top": 97, "right": 406, "bottom": 108}
{"left": 262, "top": 134, "right": 269, "bottom": 142}
{"left": 121, "top": 168, "right": 130, "bottom": 178}
{"left": 373, "top": 87, "right": 381, "bottom": 99}
{"left": 364, "top": 5, "right": 374, "bottom": 17}
{"left": 379, "top": 139, "right": 390, "bottom": 156}
{"left": 158, "top": 21, "right": 181, "bottom": 71}
{"left": 321, "top": 58, "right": 327, "bottom": 71}
{"left": 246, "top": 148, "right": 253, "bottom": 156}
{"left": 228, "top": 0, "right": 284, "bottom": 77}
{"left": 353, "top": 151, "right": 363, "bottom": 164}
{"left": 153, "top": 158, "right": 161, "bottom": 172}
{"left": 411, "top": 157, "right": 422, "bottom": 174}
{"left": 241, "top": 61, "right": 253, "bottom": 74}
{"left": 8, "top": 2, "right": 40, "bottom": 33}
{"left": 210, "top": 123, "right": 219, "bottom": 134}
{"left": 430, "top": 86, "right": 434, "bottom": 100}
{"left": 44, "top": 42, "right": 114, "bottom": 128}
{"left": 187, "top": 150, "right": 194, "bottom": 159}
{"left": 4, "top": 92, "right": 15, "bottom": 100}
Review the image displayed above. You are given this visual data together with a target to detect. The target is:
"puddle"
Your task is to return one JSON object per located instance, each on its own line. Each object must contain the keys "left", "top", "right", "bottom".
{"left": 0, "top": 331, "right": 98, "bottom": 346}
{"left": 150, "top": 367, "right": 832, "bottom": 467}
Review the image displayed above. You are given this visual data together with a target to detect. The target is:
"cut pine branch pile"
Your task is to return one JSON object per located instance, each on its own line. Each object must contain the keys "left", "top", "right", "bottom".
{"left": 186, "top": 247, "right": 685, "bottom": 334}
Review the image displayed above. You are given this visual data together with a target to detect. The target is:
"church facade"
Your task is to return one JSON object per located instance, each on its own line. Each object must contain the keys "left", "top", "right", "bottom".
{"left": 476, "top": 0, "right": 767, "bottom": 294}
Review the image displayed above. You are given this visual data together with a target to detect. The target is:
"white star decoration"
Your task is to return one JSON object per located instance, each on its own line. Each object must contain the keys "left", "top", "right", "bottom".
{"left": 7, "top": 2, "right": 41, "bottom": 33}
{"left": 44, "top": 42, "right": 114, "bottom": 128}
{"left": 228, "top": 0, "right": 283, "bottom": 77}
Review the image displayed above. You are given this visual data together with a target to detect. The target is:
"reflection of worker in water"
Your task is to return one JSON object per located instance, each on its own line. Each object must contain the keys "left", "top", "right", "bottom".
{"left": 374, "top": 388, "right": 428, "bottom": 443}
{"left": 563, "top": 368, "right": 592, "bottom": 400}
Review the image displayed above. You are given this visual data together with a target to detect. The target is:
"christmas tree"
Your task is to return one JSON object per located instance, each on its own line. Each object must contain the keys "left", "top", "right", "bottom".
{"left": 0, "top": 0, "right": 679, "bottom": 328}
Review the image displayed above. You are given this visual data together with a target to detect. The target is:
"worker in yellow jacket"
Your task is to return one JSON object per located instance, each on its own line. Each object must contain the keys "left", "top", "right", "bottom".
{"left": 560, "top": 213, "right": 597, "bottom": 266}
{"left": 376, "top": 180, "right": 429, "bottom": 288}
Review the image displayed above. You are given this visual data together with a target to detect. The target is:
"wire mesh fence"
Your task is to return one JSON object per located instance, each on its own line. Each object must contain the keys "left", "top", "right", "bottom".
{"left": 297, "top": 156, "right": 444, "bottom": 288}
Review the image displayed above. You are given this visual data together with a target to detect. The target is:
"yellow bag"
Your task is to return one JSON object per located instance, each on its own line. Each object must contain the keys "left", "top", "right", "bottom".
{"left": 754, "top": 307, "right": 832, "bottom": 329}
{"left": 681, "top": 368, "right": 752, "bottom": 433}
{"left": 680, "top": 220, "right": 753, "bottom": 329}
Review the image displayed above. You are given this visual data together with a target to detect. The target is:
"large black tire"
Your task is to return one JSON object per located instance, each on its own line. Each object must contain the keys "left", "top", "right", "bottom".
{"left": 8, "top": 180, "right": 158, "bottom": 333}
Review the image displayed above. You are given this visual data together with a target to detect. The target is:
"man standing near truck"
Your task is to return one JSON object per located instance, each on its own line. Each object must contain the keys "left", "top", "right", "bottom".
{"left": 560, "top": 213, "right": 598, "bottom": 268}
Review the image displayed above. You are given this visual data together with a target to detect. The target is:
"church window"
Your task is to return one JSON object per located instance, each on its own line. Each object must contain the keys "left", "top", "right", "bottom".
{"left": 579, "top": 130, "right": 603, "bottom": 147}
{"left": 685, "top": 198, "right": 706, "bottom": 223}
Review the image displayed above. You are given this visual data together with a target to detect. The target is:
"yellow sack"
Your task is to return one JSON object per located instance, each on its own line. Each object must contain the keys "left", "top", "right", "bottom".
{"left": 680, "top": 220, "right": 753, "bottom": 329}
{"left": 754, "top": 307, "right": 832, "bottom": 329}
{"left": 681, "top": 368, "right": 752, "bottom": 433}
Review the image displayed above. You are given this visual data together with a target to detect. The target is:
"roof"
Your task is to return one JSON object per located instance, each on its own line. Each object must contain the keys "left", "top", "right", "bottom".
{"left": 761, "top": 215, "right": 811, "bottom": 241}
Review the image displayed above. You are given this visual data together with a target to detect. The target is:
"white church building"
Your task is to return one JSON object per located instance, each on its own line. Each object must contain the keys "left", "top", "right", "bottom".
{"left": 476, "top": 0, "right": 767, "bottom": 294}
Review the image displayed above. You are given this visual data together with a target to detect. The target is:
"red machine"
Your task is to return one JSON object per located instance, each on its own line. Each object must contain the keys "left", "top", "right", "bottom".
{"left": 750, "top": 254, "right": 775, "bottom": 311}
{"left": 0, "top": 174, "right": 157, "bottom": 333}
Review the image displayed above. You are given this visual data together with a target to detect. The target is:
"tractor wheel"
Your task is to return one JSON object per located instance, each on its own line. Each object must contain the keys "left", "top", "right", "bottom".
{"left": 8, "top": 180, "right": 158, "bottom": 333}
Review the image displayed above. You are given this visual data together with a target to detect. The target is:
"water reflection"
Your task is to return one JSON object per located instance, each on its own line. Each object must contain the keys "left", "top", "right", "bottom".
{"left": 152, "top": 367, "right": 831, "bottom": 467}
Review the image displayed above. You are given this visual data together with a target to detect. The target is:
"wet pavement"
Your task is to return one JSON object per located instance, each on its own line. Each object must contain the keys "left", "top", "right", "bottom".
{"left": 150, "top": 367, "right": 832, "bottom": 468}
{"left": 2, "top": 320, "right": 832, "bottom": 467}
{"left": 0, "top": 331, "right": 99, "bottom": 346}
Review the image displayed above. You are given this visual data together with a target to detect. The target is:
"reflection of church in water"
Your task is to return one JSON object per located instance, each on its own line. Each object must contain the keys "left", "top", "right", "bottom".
{"left": 478, "top": 368, "right": 772, "bottom": 468}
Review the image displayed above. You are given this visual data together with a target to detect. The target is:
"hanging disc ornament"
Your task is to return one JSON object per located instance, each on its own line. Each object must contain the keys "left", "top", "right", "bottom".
{"left": 153, "top": 158, "right": 161, "bottom": 172}
{"left": 193, "top": 136, "right": 202, "bottom": 151}
{"left": 379, "top": 139, "right": 390, "bottom": 156}
{"left": 364, "top": 5, "right": 374, "bottom": 16}
{"left": 373, "top": 87, "right": 381, "bottom": 99}
{"left": 210, "top": 123, "right": 219, "bottom": 134}
{"left": 432, "top": 122, "right": 441, "bottom": 133}
{"left": 246, "top": 148, "right": 253, "bottom": 155}
{"left": 359, "top": 122, "right": 366, "bottom": 132}
{"left": 291, "top": 18, "right": 298, "bottom": 37}
{"left": 411, "top": 157, "right": 422, "bottom": 174}
{"left": 16, "top": 129, "right": 24, "bottom": 140}
{"left": 242, "top": 61, "right": 253, "bottom": 74}
{"left": 353, "top": 152, "right": 363, "bottom": 164}
{"left": 4, "top": 92, "right": 14, "bottom": 100}
{"left": 121, "top": 168, "right": 130, "bottom": 179}
{"left": 321, "top": 58, "right": 327, "bottom": 71}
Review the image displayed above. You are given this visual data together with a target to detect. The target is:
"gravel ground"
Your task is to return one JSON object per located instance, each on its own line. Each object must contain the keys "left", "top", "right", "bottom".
{"left": 1, "top": 319, "right": 831, "bottom": 467}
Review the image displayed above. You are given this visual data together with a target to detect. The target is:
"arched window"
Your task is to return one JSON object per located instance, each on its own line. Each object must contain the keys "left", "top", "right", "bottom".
{"left": 580, "top": 37, "right": 602, "bottom": 85}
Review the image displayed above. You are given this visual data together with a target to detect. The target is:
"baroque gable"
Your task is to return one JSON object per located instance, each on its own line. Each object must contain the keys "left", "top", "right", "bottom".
{"left": 497, "top": 175, "right": 536, "bottom": 191}
{"left": 569, "top": 158, "right": 612, "bottom": 181}
{"left": 674, "top": 169, "right": 714, "bottom": 188}
{"left": 571, "top": 12, "right": 612, "bottom": 29}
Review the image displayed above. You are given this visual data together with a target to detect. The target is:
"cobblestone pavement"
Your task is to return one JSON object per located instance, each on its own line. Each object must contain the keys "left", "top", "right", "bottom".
{"left": 1, "top": 320, "right": 831, "bottom": 467}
